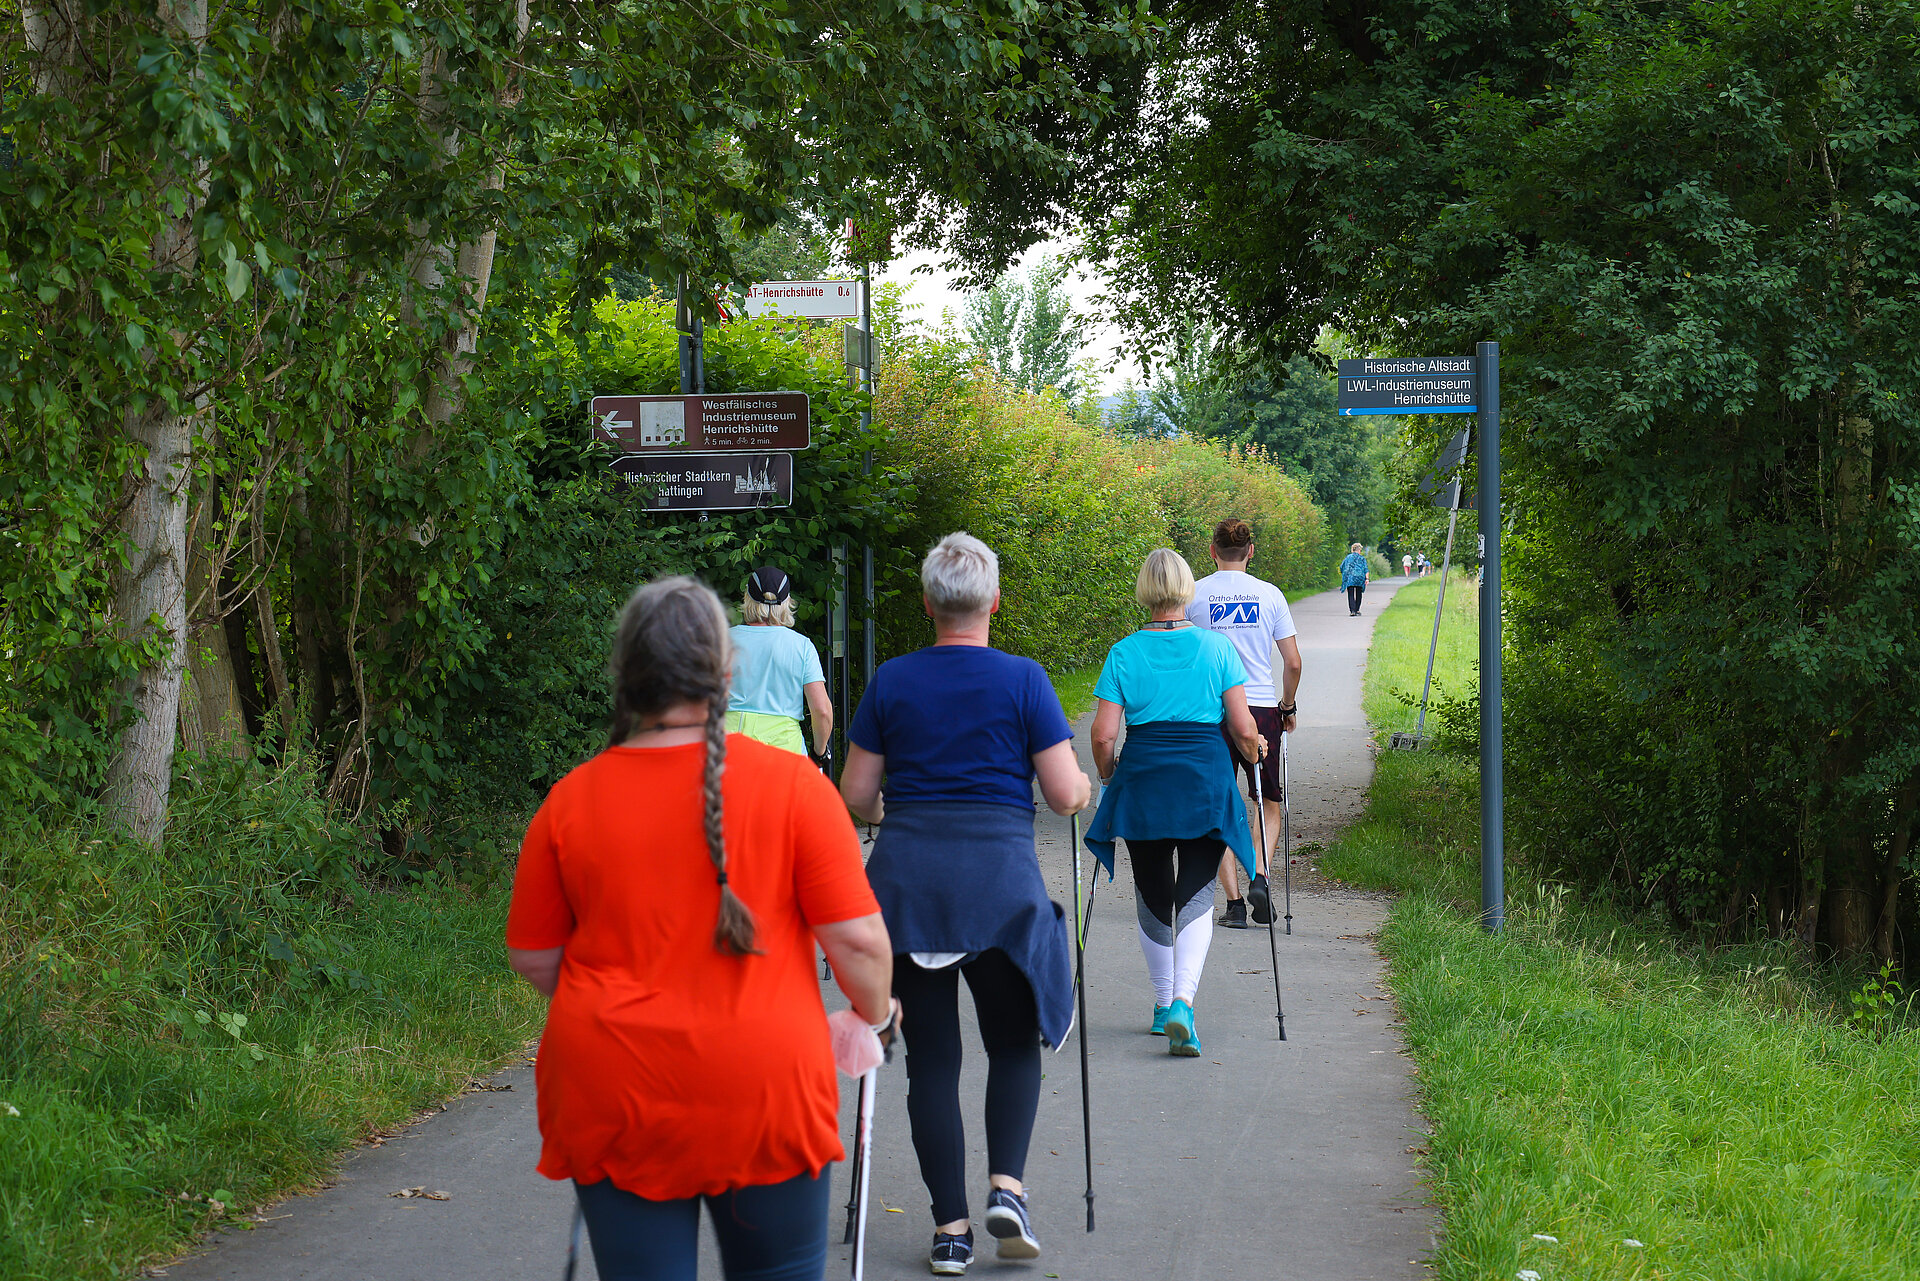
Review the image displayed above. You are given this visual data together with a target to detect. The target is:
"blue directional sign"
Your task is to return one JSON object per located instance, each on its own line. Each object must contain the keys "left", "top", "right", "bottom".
{"left": 1336, "top": 357, "right": 1477, "bottom": 415}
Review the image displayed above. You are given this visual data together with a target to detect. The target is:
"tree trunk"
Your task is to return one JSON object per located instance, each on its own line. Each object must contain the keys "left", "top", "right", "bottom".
{"left": 222, "top": 570, "right": 266, "bottom": 739}
{"left": 99, "top": 0, "right": 210, "bottom": 843}
{"left": 253, "top": 578, "right": 294, "bottom": 732}
{"left": 1794, "top": 872, "right": 1821, "bottom": 952}
{"left": 1820, "top": 842, "right": 1875, "bottom": 958}
{"left": 104, "top": 401, "right": 195, "bottom": 838}
{"left": 22, "top": 0, "right": 83, "bottom": 97}
{"left": 407, "top": 0, "right": 529, "bottom": 436}
{"left": 178, "top": 487, "right": 250, "bottom": 758}
{"left": 1875, "top": 779, "right": 1920, "bottom": 964}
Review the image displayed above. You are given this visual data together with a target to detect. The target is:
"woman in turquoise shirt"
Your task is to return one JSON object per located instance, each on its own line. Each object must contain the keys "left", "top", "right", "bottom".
{"left": 1084, "top": 549, "right": 1264, "bottom": 1057}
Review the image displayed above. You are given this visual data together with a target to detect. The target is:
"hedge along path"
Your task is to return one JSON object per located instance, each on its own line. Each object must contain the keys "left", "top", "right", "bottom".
{"left": 166, "top": 581, "right": 1428, "bottom": 1281}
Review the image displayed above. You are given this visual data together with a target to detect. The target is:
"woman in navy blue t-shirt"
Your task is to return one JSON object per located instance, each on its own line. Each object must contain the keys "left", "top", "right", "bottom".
{"left": 841, "top": 532, "right": 1091, "bottom": 1276}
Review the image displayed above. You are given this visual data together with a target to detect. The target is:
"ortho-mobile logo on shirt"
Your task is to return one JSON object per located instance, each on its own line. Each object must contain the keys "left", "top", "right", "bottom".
{"left": 1209, "top": 600, "right": 1261, "bottom": 626}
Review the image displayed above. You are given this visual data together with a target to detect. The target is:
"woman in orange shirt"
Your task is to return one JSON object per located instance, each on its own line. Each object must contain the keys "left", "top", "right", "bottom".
{"left": 506, "top": 576, "right": 894, "bottom": 1281}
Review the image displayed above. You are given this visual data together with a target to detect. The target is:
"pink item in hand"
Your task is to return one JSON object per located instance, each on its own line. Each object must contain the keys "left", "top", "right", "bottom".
{"left": 827, "top": 1009, "right": 885, "bottom": 1077}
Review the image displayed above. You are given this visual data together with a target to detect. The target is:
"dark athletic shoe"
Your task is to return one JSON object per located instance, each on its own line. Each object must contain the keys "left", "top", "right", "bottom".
{"left": 1248, "top": 874, "right": 1275, "bottom": 926}
{"left": 930, "top": 1229, "right": 974, "bottom": 1275}
{"left": 984, "top": 1188, "right": 1041, "bottom": 1260}
{"left": 1219, "top": 897, "right": 1249, "bottom": 929}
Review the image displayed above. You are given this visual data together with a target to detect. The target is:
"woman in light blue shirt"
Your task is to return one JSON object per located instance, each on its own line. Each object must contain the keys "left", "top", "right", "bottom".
{"left": 727, "top": 565, "right": 831, "bottom": 756}
{"left": 1084, "top": 549, "right": 1263, "bottom": 1057}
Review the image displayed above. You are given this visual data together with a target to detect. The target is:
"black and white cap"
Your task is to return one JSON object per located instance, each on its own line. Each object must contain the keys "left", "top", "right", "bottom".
{"left": 747, "top": 565, "right": 791, "bottom": 605}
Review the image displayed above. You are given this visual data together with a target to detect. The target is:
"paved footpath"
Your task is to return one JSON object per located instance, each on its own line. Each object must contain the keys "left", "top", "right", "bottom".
{"left": 166, "top": 581, "right": 1432, "bottom": 1281}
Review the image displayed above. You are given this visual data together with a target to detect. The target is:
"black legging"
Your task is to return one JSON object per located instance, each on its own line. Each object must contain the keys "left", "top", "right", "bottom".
{"left": 893, "top": 949, "right": 1042, "bottom": 1226}
{"left": 1347, "top": 583, "right": 1365, "bottom": 612}
{"left": 1126, "top": 837, "right": 1225, "bottom": 934}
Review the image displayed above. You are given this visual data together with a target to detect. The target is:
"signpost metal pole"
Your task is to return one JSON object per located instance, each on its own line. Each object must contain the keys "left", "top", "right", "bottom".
{"left": 1476, "top": 342, "right": 1504, "bottom": 933}
{"left": 861, "top": 260, "right": 875, "bottom": 689}
{"left": 676, "top": 275, "right": 693, "bottom": 395}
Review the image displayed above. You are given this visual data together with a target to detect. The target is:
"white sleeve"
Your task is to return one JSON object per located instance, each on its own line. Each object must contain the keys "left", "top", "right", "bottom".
{"left": 1268, "top": 586, "right": 1297, "bottom": 642}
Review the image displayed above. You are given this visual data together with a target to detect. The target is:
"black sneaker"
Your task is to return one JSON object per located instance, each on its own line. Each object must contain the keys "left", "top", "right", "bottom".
{"left": 1219, "top": 898, "right": 1249, "bottom": 929}
{"left": 930, "top": 1228, "right": 974, "bottom": 1275}
{"left": 984, "top": 1188, "right": 1040, "bottom": 1260}
{"left": 1248, "top": 874, "right": 1275, "bottom": 925}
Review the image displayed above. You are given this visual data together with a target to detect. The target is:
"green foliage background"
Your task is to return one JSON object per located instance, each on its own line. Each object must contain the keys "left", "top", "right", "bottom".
{"left": 1085, "top": 0, "right": 1920, "bottom": 956}
{"left": 872, "top": 323, "right": 1333, "bottom": 674}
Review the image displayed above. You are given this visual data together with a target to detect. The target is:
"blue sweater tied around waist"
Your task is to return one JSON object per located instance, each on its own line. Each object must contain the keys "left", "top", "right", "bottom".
{"left": 864, "top": 801, "right": 1074, "bottom": 1048}
{"left": 1082, "top": 721, "right": 1256, "bottom": 880}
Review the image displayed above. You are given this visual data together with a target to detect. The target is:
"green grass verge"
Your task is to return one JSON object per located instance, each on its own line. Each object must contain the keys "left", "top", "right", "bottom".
{"left": 0, "top": 752, "right": 543, "bottom": 1281}
{"left": 1362, "top": 572, "right": 1478, "bottom": 736}
{"left": 1324, "top": 577, "right": 1920, "bottom": 1279}
{"left": 1050, "top": 660, "right": 1104, "bottom": 720}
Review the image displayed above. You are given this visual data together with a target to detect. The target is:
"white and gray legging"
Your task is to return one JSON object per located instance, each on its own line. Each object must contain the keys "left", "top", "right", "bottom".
{"left": 1127, "top": 837, "right": 1224, "bottom": 1007}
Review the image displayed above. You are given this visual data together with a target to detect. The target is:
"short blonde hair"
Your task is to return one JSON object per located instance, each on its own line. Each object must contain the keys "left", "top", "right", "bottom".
{"left": 1350, "top": 542, "right": 1364, "bottom": 553}
{"left": 1135, "top": 548, "right": 1195, "bottom": 612}
{"left": 741, "top": 594, "right": 796, "bottom": 627}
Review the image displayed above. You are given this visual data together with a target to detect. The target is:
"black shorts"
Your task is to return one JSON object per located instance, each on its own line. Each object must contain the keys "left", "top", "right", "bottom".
{"left": 1221, "top": 705, "right": 1284, "bottom": 800}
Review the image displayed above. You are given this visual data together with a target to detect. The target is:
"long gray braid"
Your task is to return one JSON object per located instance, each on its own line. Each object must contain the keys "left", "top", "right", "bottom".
{"left": 608, "top": 575, "right": 757, "bottom": 955}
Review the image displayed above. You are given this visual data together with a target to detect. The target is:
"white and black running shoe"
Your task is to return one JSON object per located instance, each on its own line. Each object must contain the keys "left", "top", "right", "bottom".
{"left": 930, "top": 1229, "right": 973, "bottom": 1275}
{"left": 984, "top": 1188, "right": 1040, "bottom": 1260}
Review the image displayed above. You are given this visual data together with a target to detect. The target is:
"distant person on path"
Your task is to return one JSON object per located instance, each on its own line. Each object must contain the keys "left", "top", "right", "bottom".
{"left": 1340, "top": 542, "right": 1371, "bottom": 617}
{"left": 1402, "top": 552, "right": 1414, "bottom": 578}
{"left": 840, "top": 532, "right": 1092, "bottom": 1277}
{"left": 1086, "top": 548, "right": 1263, "bottom": 1057}
{"left": 505, "top": 576, "right": 896, "bottom": 1281}
{"left": 1417, "top": 553, "right": 1431, "bottom": 578}
{"left": 1188, "top": 518, "right": 1301, "bottom": 929}
{"left": 727, "top": 564, "right": 832, "bottom": 757}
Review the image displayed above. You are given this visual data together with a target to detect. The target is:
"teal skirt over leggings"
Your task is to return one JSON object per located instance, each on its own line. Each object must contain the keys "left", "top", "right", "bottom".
{"left": 574, "top": 1168, "right": 829, "bottom": 1281}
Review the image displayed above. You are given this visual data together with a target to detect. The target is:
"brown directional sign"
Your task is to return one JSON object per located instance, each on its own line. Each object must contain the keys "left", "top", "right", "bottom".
{"left": 609, "top": 452, "right": 794, "bottom": 511}
{"left": 590, "top": 393, "right": 810, "bottom": 453}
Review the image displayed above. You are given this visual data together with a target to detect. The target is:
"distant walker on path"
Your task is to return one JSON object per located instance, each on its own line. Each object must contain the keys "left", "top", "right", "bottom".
{"left": 1340, "top": 543, "right": 1370, "bottom": 617}
{"left": 1187, "top": 519, "right": 1301, "bottom": 929}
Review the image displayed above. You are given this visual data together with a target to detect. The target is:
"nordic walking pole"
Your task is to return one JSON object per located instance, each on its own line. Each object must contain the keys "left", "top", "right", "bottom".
{"left": 561, "top": 1202, "right": 586, "bottom": 1281}
{"left": 1251, "top": 759, "right": 1287, "bottom": 1041}
{"left": 841, "top": 1069, "right": 866, "bottom": 1244}
{"left": 1281, "top": 732, "right": 1293, "bottom": 935}
{"left": 1070, "top": 811, "right": 1096, "bottom": 1232}
{"left": 850, "top": 1067, "right": 878, "bottom": 1281}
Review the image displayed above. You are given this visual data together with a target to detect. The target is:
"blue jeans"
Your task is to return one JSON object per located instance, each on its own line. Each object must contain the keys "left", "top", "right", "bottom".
{"left": 574, "top": 1168, "right": 831, "bottom": 1281}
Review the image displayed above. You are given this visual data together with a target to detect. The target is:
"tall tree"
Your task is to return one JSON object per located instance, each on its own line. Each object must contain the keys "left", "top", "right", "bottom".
{"left": 1147, "top": 318, "right": 1236, "bottom": 438}
{"left": 964, "top": 255, "right": 1090, "bottom": 395}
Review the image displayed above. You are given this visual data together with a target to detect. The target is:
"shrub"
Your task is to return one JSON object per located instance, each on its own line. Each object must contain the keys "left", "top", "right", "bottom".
{"left": 874, "top": 341, "right": 1335, "bottom": 676}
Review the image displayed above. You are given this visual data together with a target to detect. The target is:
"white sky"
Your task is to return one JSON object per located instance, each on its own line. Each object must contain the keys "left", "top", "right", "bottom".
{"left": 879, "top": 242, "right": 1146, "bottom": 393}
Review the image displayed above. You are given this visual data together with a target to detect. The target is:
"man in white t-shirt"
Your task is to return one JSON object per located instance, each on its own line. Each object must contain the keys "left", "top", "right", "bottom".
{"left": 1186, "top": 518, "right": 1303, "bottom": 929}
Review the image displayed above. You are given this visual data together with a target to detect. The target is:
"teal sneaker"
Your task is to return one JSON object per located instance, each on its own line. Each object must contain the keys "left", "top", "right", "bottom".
{"left": 1149, "top": 1004, "right": 1171, "bottom": 1036}
{"left": 1165, "top": 1000, "right": 1200, "bottom": 1056}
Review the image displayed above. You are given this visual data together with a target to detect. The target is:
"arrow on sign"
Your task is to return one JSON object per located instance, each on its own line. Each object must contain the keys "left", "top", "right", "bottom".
{"left": 599, "top": 408, "right": 634, "bottom": 441}
{"left": 1339, "top": 406, "right": 1476, "bottom": 415}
